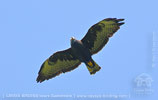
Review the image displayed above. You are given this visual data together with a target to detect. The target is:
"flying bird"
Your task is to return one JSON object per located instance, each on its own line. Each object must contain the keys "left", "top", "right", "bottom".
{"left": 37, "top": 18, "right": 125, "bottom": 83}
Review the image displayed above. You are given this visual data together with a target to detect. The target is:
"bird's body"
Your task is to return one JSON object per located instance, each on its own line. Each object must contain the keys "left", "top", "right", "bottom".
{"left": 71, "top": 38, "right": 93, "bottom": 66}
{"left": 36, "top": 18, "right": 125, "bottom": 83}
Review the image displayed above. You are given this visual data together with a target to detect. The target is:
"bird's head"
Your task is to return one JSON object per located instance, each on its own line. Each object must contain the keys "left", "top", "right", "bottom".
{"left": 71, "top": 37, "right": 75, "bottom": 41}
{"left": 70, "top": 37, "right": 76, "bottom": 45}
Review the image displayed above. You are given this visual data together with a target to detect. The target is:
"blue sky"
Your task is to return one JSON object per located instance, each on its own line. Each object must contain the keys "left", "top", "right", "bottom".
{"left": 0, "top": 0, "right": 158, "bottom": 100}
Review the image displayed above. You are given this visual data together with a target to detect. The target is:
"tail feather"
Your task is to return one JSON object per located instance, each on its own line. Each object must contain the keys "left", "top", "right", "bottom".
{"left": 86, "top": 60, "right": 101, "bottom": 74}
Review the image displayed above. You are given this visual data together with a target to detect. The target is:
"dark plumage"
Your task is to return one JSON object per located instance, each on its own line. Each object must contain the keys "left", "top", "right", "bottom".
{"left": 37, "top": 18, "right": 125, "bottom": 83}
{"left": 71, "top": 38, "right": 92, "bottom": 63}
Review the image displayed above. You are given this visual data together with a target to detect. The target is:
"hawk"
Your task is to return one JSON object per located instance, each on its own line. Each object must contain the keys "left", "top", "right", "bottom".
{"left": 37, "top": 18, "right": 125, "bottom": 83}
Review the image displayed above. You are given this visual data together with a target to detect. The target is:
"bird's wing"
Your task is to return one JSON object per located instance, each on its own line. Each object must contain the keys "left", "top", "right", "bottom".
{"left": 81, "top": 18, "right": 124, "bottom": 55}
{"left": 37, "top": 48, "right": 81, "bottom": 83}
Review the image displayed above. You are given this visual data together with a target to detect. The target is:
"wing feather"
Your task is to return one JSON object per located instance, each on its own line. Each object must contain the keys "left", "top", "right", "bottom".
{"left": 81, "top": 18, "right": 124, "bottom": 54}
{"left": 36, "top": 48, "right": 81, "bottom": 83}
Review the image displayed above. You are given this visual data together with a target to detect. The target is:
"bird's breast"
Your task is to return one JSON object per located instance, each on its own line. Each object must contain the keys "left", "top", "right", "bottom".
{"left": 71, "top": 40, "right": 91, "bottom": 62}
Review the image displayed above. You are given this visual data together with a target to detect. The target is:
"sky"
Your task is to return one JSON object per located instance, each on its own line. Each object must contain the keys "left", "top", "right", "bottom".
{"left": 0, "top": 0, "right": 158, "bottom": 100}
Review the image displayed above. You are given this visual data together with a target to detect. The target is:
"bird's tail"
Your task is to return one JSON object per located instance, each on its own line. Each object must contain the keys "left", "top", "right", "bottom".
{"left": 85, "top": 59, "right": 101, "bottom": 75}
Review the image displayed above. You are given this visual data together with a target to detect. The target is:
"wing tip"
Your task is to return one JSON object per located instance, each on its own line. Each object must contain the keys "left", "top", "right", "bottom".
{"left": 117, "top": 18, "right": 125, "bottom": 26}
{"left": 117, "top": 18, "right": 125, "bottom": 21}
{"left": 36, "top": 74, "right": 45, "bottom": 83}
{"left": 104, "top": 18, "right": 124, "bottom": 21}
{"left": 118, "top": 22, "right": 125, "bottom": 26}
{"left": 104, "top": 18, "right": 125, "bottom": 26}
{"left": 36, "top": 70, "right": 63, "bottom": 83}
